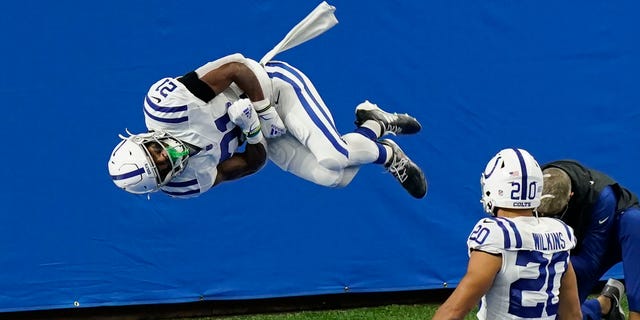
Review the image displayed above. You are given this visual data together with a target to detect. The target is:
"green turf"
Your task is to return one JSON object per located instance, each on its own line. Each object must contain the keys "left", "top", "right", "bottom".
{"left": 168, "top": 304, "right": 467, "bottom": 320}
{"left": 169, "top": 295, "right": 629, "bottom": 320}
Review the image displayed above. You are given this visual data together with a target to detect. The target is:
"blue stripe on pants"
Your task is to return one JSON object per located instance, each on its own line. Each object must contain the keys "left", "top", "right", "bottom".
{"left": 266, "top": 64, "right": 348, "bottom": 158}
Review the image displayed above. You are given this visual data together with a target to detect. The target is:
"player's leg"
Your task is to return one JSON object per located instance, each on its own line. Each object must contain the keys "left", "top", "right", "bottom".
{"left": 620, "top": 207, "right": 640, "bottom": 319}
{"left": 575, "top": 240, "right": 626, "bottom": 320}
{"left": 573, "top": 258, "right": 606, "bottom": 304}
{"left": 340, "top": 123, "right": 427, "bottom": 198}
{"left": 267, "top": 133, "right": 359, "bottom": 187}
{"left": 265, "top": 61, "right": 426, "bottom": 197}
{"left": 346, "top": 101, "right": 428, "bottom": 198}
{"left": 265, "top": 61, "right": 374, "bottom": 169}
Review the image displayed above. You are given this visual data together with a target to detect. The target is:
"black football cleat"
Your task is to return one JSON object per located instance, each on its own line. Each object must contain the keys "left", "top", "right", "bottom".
{"left": 379, "top": 139, "right": 427, "bottom": 199}
{"left": 601, "top": 278, "right": 626, "bottom": 320}
{"left": 355, "top": 100, "right": 422, "bottom": 136}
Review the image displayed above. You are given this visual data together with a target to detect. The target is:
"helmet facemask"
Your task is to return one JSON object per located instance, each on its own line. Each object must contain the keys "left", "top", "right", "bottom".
{"left": 109, "top": 130, "right": 189, "bottom": 194}
{"left": 134, "top": 132, "right": 189, "bottom": 188}
{"left": 480, "top": 174, "right": 497, "bottom": 215}
{"left": 144, "top": 135, "right": 190, "bottom": 187}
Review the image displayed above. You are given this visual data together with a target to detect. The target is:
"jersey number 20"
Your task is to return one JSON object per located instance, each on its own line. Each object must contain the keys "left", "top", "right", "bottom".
{"left": 509, "top": 251, "right": 568, "bottom": 318}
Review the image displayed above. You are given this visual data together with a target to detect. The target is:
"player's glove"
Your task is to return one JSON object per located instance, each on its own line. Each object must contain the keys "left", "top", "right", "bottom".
{"left": 253, "top": 100, "right": 286, "bottom": 138}
{"left": 228, "top": 99, "right": 263, "bottom": 144}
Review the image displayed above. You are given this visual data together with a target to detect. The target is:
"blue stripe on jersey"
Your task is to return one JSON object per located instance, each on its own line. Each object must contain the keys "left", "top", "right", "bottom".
{"left": 266, "top": 62, "right": 339, "bottom": 132}
{"left": 512, "top": 148, "right": 528, "bottom": 200}
{"left": 163, "top": 188, "right": 201, "bottom": 196}
{"left": 143, "top": 105, "right": 188, "bottom": 123}
{"left": 145, "top": 96, "right": 188, "bottom": 112}
{"left": 166, "top": 179, "right": 198, "bottom": 187}
{"left": 490, "top": 217, "right": 512, "bottom": 248}
{"left": 111, "top": 167, "right": 145, "bottom": 180}
{"left": 500, "top": 217, "right": 523, "bottom": 248}
{"left": 560, "top": 220, "right": 573, "bottom": 243}
{"left": 143, "top": 96, "right": 189, "bottom": 123}
{"left": 266, "top": 70, "right": 348, "bottom": 157}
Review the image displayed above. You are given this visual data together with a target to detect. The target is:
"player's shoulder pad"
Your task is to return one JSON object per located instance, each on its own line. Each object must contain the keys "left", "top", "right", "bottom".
{"left": 145, "top": 77, "right": 196, "bottom": 108}
{"left": 467, "top": 216, "right": 513, "bottom": 254}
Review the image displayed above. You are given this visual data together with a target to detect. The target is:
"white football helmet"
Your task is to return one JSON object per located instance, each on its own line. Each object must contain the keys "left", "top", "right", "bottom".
{"left": 108, "top": 130, "right": 189, "bottom": 194}
{"left": 480, "top": 148, "right": 543, "bottom": 215}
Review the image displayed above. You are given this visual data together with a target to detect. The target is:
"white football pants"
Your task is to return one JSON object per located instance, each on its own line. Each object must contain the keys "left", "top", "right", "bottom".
{"left": 264, "top": 61, "right": 380, "bottom": 187}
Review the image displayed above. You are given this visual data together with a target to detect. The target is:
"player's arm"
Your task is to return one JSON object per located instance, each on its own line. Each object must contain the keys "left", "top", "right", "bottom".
{"left": 569, "top": 187, "right": 617, "bottom": 280}
{"left": 213, "top": 140, "right": 267, "bottom": 186}
{"left": 199, "top": 60, "right": 266, "bottom": 104}
{"left": 177, "top": 54, "right": 266, "bottom": 104}
{"left": 432, "top": 250, "right": 501, "bottom": 320}
{"left": 557, "top": 261, "right": 582, "bottom": 320}
{"left": 212, "top": 97, "right": 268, "bottom": 186}
{"left": 183, "top": 54, "right": 285, "bottom": 138}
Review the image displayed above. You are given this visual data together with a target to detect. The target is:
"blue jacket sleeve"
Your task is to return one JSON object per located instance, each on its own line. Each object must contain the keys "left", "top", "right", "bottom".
{"left": 570, "top": 186, "right": 617, "bottom": 284}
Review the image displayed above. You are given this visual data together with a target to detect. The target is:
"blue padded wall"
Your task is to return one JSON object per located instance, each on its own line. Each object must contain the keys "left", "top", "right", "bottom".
{"left": 1, "top": 0, "right": 638, "bottom": 312}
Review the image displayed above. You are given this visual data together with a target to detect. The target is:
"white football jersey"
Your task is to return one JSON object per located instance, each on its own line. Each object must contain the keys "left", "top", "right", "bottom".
{"left": 468, "top": 216, "right": 576, "bottom": 320}
{"left": 143, "top": 77, "right": 242, "bottom": 198}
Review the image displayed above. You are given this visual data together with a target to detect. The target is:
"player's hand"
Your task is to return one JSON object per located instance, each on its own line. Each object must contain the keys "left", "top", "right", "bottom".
{"left": 257, "top": 106, "right": 286, "bottom": 138}
{"left": 228, "top": 99, "right": 262, "bottom": 143}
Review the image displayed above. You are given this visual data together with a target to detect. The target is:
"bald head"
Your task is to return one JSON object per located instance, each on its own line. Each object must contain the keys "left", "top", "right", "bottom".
{"left": 538, "top": 167, "right": 572, "bottom": 216}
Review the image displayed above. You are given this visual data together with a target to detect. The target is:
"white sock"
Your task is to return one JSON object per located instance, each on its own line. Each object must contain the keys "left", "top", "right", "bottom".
{"left": 360, "top": 120, "right": 383, "bottom": 138}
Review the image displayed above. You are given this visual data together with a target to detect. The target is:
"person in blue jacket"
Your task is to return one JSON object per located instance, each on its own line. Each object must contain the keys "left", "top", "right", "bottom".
{"left": 538, "top": 160, "right": 640, "bottom": 320}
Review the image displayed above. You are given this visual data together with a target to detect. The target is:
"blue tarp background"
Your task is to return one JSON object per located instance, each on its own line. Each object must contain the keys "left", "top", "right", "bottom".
{"left": 1, "top": 0, "right": 638, "bottom": 313}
